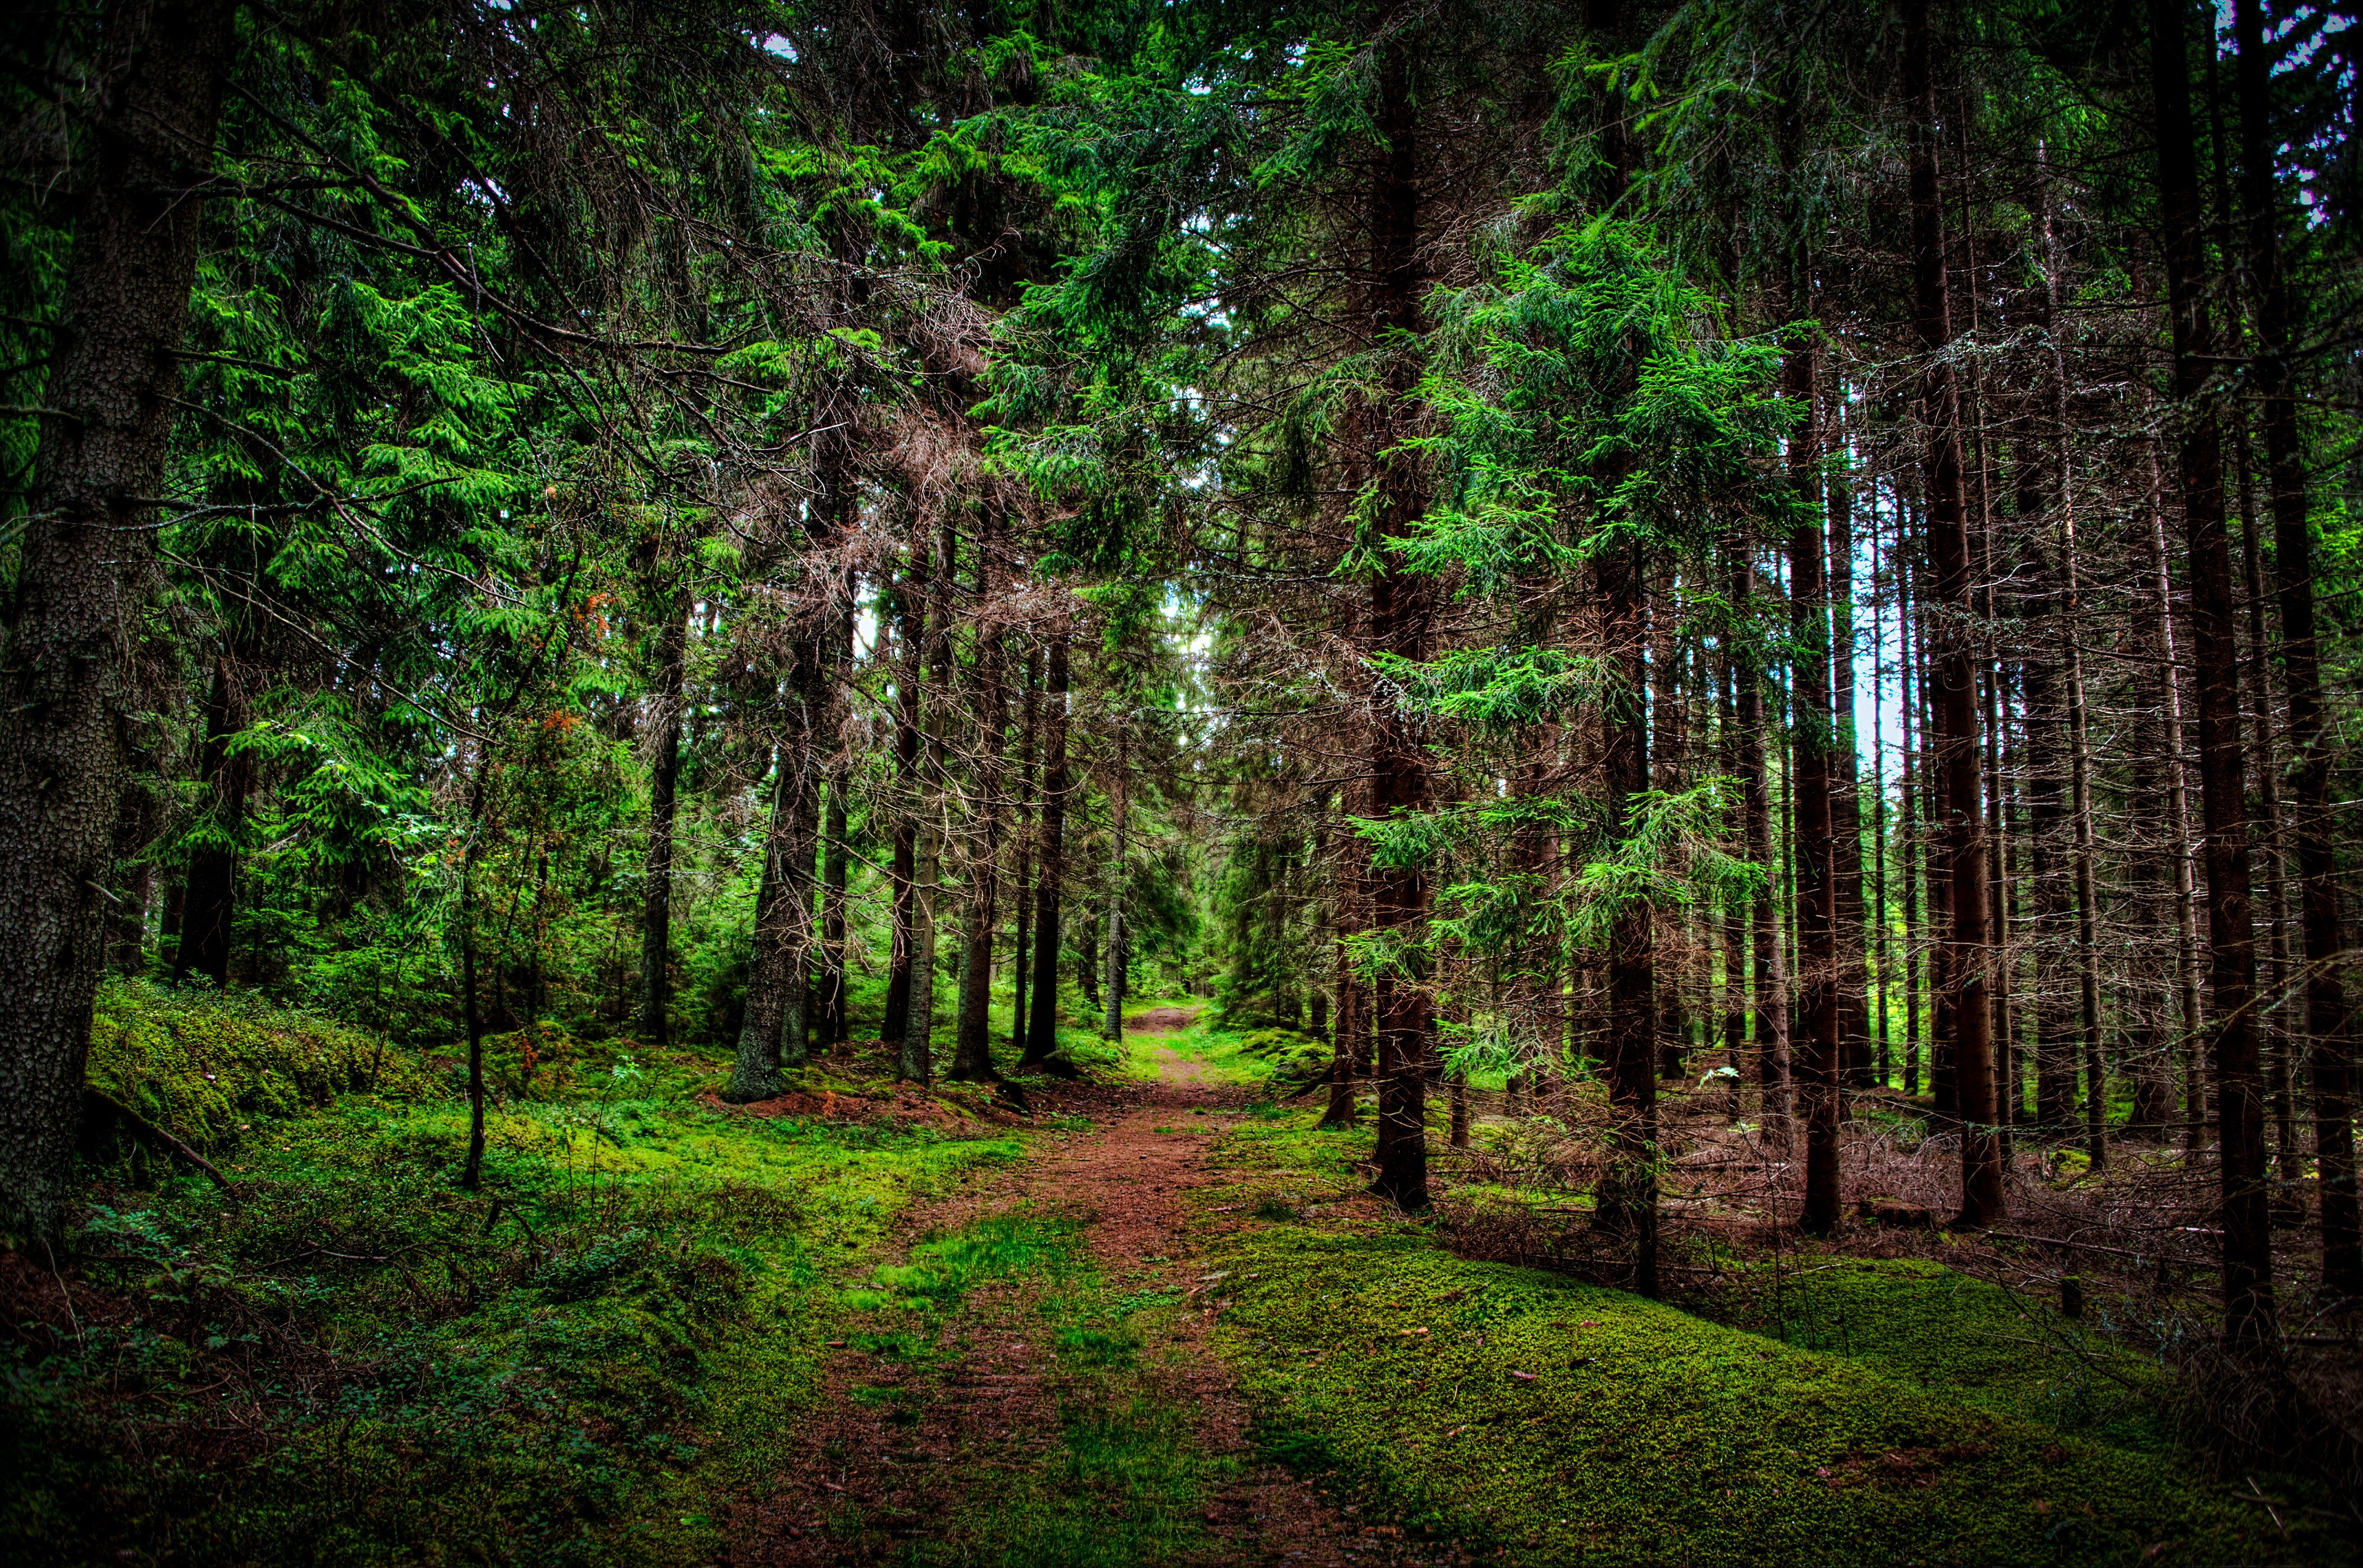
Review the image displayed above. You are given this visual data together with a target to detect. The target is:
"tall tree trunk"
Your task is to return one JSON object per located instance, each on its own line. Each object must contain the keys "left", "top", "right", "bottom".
{"left": 1904, "top": 0, "right": 2001, "bottom": 1224}
{"left": 2150, "top": 0, "right": 2275, "bottom": 1347}
{"left": 1323, "top": 808, "right": 1363, "bottom": 1129}
{"left": 1827, "top": 406, "right": 1870, "bottom": 1093}
{"left": 2235, "top": 0, "right": 2359, "bottom": 1296}
{"left": 1651, "top": 589, "right": 1686, "bottom": 1082}
{"left": 728, "top": 745, "right": 798, "bottom": 1101}
{"left": 1024, "top": 638, "right": 1071, "bottom": 1065}
{"left": 2035, "top": 158, "right": 2109, "bottom": 1165}
{"left": 178, "top": 652, "right": 249, "bottom": 987}
{"left": 2142, "top": 457, "right": 2205, "bottom": 1136}
{"left": 1785, "top": 319, "right": 1843, "bottom": 1237}
{"left": 819, "top": 590, "right": 854, "bottom": 1049}
{"left": 2019, "top": 520, "right": 2076, "bottom": 1135}
{"left": 1009, "top": 647, "right": 1040, "bottom": 1056}
{"left": 903, "top": 524, "right": 958, "bottom": 1085}
{"left": 820, "top": 775, "right": 849, "bottom": 1048}
{"left": 1104, "top": 733, "right": 1128, "bottom": 1044}
{"left": 951, "top": 532, "right": 1007, "bottom": 1083}
{"left": 884, "top": 564, "right": 926, "bottom": 1045}
{"left": 0, "top": 0, "right": 239, "bottom": 1240}
{"left": 1365, "top": 35, "right": 1432, "bottom": 1213}
{"left": 1599, "top": 530, "right": 1656, "bottom": 1283}
{"left": 639, "top": 580, "right": 692, "bottom": 1044}
{"left": 1900, "top": 526, "right": 1923, "bottom": 1099}
{"left": 1736, "top": 532, "right": 1790, "bottom": 1136}
{"left": 1870, "top": 494, "right": 1892, "bottom": 1088}
{"left": 1721, "top": 648, "right": 1750, "bottom": 1113}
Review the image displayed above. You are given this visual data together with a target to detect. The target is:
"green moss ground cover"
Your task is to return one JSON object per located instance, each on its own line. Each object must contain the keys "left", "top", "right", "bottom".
{"left": 1114, "top": 1005, "right": 1322, "bottom": 1088}
{"left": 812, "top": 1207, "right": 1234, "bottom": 1566}
{"left": 7, "top": 988, "right": 1026, "bottom": 1568}
{"left": 1695, "top": 1256, "right": 2181, "bottom": 1457}
{"left": 1190, "top": 1109, "right": 2344, "bottom": 1567}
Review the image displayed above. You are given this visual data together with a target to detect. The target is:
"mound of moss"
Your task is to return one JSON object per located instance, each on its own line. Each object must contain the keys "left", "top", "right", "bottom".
{"left": 86, "top": 979, "right": 438, "bottom": 1154}
{"left": 1192, "top": 1117, "right": 2335, "bottom": 1567}
{"left": 1695, "top": 1256, "right": 2181, "bottom": 1457}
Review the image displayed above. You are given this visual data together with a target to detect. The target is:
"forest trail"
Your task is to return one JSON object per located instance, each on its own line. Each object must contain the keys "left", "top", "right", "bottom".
{"left": 730, "top": 1049, "right": 1440, "bottom": 1567}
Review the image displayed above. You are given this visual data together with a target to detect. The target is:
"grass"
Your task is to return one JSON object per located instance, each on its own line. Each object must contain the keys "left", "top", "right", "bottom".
{"left": 1111, "top": 1003, "right": 1318, "bottom": 1087}
{"left": 1187, "top": 1106, "right": 2347, "bottom": 1568}
{"left": 817, "top": 1207, "right": 1233, "bottom": 1566}
{"left": 6, "top": 986, "right": 1026, "bottom": 1568}
{"left": 1694, "top": 1256, "right": 2183, "bottom": 1456}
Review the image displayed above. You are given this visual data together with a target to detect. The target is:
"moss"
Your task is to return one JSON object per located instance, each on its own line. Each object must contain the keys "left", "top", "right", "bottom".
{"left": 1694, "top": 1256, "right": 2180, "bottom": 1455}
{"left": 832, "top": 1208, "right": 1230, "bottom": 1567}
{"left": 14, "top": 999, "right": 1033, "bottom": 1568}
{"left": 1114, "top": 1008, "right": 1293, "bottom": 1087}
{"left": 1189, "top": 1115, "right": 2341, "bottom": 1568}
{"left": 85, "top": 977, "right": 437, "bottom": 1155}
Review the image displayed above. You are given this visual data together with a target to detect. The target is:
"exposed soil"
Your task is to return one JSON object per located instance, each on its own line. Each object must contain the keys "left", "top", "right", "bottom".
{"left": 724, "top": 1055, "right": 1441, "bottom": 1566}
{"left": 1126, "top": 1006, "right": 1202, "bottom": 1035}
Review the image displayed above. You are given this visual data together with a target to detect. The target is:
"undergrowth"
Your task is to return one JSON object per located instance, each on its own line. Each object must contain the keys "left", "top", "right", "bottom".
{"left": 6, "top": 987, "right": 1023, "bottom": 1567}
{"left": 1190, "top": 1108, "right": 2347, "bottom": 1567}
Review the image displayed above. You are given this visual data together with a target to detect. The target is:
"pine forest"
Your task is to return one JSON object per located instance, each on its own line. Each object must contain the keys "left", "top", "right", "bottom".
{"left": 5, "top": 1, "right": 2363, "bottom": 1563}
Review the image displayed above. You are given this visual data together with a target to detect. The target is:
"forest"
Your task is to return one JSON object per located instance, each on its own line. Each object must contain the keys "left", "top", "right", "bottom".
{"left": 3, "top": 0, "right": 2361, "bottom": 1563}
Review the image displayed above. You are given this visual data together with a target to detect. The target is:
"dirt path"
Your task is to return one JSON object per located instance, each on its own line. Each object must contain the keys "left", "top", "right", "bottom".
{"left": 725, "top": 1053, "right": 1441, "bottom": 1567}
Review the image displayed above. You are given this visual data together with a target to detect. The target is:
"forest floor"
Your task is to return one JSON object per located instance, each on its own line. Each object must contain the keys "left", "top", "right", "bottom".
{"left": 725, "top": 1023, "right": 1441, "bottom": 1566}
{"left": 12, "top": 985, "right": 2357, "bottom": 1568}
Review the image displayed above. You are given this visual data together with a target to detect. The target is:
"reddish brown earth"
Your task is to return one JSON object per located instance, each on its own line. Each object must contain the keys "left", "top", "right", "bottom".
{"left": 722, "top": 1049, "right": 1441, "bottom": 1567}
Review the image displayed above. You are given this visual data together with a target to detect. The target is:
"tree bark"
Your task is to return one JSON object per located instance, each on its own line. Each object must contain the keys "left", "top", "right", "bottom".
{"left": 0, "top": 0, "right": 240, "bottom": 1240}
{"left": 2235, "top": 0, "right": 2359, "bottom": 1296}
{"left": 1103, "top": 729, "right": 1128, "bottom": 1044}
{"left": 2150, "top": 0, "right": 2274, "bottom": 1347}
{"left": 818, "top": 591, "right": 854, "bottom": 1049}
{"left": 1735, "top": 531, "right": 1789, "bottom": 1137}
{"left": 178, "top": 652, "right": 250, "bottom": 988}
{"left": 903, "top": 524, "right": 957, "bottom": 1085}
{"left": 884, "top": 562, "right": 926, "bottom": 1045}
{"left": 950, "top": 532, "right": 1007, "bottom": 1083}
{"left": 639, "top": 580, "right": 692, "bottom": 1044}
{"left": 1024, "top": 637, "right": 1070, "bottom": 1065}
{"left": 1365, "top": 35, "right": 1432, "bottom": 1214}
{"left": 727, "top": 745, "right": 798, "bottom": 1101}
{"left": 1009, "top": 647, "right": 1040, "bottom": 1057}
{"left": 1904, "top": 0, "right": 2001, "bottom": 1225}
{"left": 1786, "top": 318, "right": 1843, "bottom": 1237}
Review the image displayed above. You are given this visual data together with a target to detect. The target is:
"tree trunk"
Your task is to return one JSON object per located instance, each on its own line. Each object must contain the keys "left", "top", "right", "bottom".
{"left": 903, "top": 524, "right": 957, "bottom": 1085}
{"left": 1786, "top": 318, "right": 1843, "bottom": 1237}
{"left": 884, "top": 562, "right": 926, "bottom": 1045}
{"left": 1024, "top": 638, "right": 1071, "bottom": 1065}
{"left": 1599, "top": 527, "right": 1656, "bottom": 1284}
{"left": 2151, "top": 0, "right": 2275, "bottom": 1347}
{"left": 1104, "top": 733, "right": 1128, "bottom": 1043}
{"left": 178, "top": 653, "right": 249, "bottom": 988}
{"left": 2035, "top": 158, "right": 2108, "bottom": 1166}
{"left": 639, "top": 580, "right": 691, "bottom": 1044}
{"left": 1364, "top": 37, "right": 1433, "bottom": 1214}
{"left": 727, "top": 747, "right": 797, "bottom": 1102}
{"left": 1827, "top": 404, "right": 1870, "bottom": 1092}
{"left": 1736, "top": 532, "right": 1789, "bottom": 1137}
{"left": 1904, "top": 0, "right": 2001, "bottom": 1225}
{"left": 2235, "top": 0, "right": 2359, "bottom": 1296}
{"left": 950, "top": 532, "right": 1007, "bottom": 1084}
{"left": 819, "top": 592, "right": 854, "bottom": 1049}
{"left": 1009, "top": 648, "right": 1040, "bottom": 1056}
{"left": 0, "top": 0, "right": 239, "bottom": 1241}
{"left": 1900, "top": 525, "right": 1923, "bottom": 1099}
